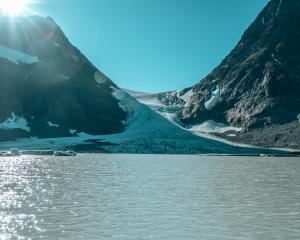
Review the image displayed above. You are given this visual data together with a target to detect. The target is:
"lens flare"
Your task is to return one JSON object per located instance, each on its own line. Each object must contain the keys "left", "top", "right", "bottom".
{"left": 0, "top": 0, "right": 30, "bottom": 16}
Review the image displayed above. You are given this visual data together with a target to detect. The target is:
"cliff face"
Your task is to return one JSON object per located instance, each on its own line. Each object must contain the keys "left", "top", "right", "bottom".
{"left": 165, "top": 0, "right": 300, "bottom": 149}
{"left": 0, "top": 16, "right": 126, "bottom": 140}
{"left": 181, "top": 0, "right": 300, "bottom": 130}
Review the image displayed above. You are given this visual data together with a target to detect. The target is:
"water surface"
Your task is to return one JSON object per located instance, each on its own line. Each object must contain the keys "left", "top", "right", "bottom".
{"left": 0, "top": 154, "right": 300, "bottom": 239}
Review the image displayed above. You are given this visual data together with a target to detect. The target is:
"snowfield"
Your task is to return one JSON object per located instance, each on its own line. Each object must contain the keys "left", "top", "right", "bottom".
{"left": 0, "top": 44, "right": 39, "bottom": 64}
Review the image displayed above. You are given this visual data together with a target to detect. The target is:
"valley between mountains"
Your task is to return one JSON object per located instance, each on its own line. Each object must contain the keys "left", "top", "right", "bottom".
{"left": 0, "top": 0, "right": 299, "bottom": 153}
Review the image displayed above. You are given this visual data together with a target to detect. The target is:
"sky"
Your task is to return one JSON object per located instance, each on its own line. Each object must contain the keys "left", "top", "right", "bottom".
{"left": 30, "top": 0, "right": 269, "bottom": 93}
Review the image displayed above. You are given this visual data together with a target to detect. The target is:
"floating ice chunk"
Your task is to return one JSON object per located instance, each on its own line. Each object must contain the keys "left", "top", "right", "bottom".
{"left": 205, "top": 87, "right": 220, "bottom": 110}
{"left": 0, "top": 44, "right": 39, "bottom": 65}
{"left": 297, "top": 113, "right": 300, "bottom": 123}
{"left": 9, "top": 148, "right": 21, "bottom": 156}
{"left": 0, "top": 112, "right": 30, "bottom": 132}
{"left": 53, "top": 150, "right": 77, "bottom": 156}
{"left": 54, "top": 42, "right": 61, "bottom": 47}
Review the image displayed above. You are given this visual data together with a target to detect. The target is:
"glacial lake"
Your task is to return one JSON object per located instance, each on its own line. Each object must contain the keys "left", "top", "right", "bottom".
{"left": 0, "top": 154, "right": 300, "bottom": 240}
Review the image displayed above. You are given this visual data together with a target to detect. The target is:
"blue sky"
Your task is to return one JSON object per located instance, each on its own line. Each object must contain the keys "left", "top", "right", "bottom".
{"left": 31, "top": 0, "right": 268, "bottom": 93}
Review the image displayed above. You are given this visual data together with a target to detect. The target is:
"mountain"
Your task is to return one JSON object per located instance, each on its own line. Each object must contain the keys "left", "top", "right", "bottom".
{"left": 159, "top": 0, "right": 299, "bottom": 150}
{"left": 1, "top": 15, "right": 279, "bottom": 154}
{"left": 0, "top": 16, "right": 127, "bottom": 141}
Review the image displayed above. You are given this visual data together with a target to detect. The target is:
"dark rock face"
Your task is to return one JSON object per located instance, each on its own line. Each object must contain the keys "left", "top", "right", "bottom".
{"left": 0, "top": 16, "right": 126, "bottom": 140}
{"left": 181, "top": 0, "right": 300, "bottom": 131}
{"left": 182, "top": 0, "right": 300, "bottom": 129}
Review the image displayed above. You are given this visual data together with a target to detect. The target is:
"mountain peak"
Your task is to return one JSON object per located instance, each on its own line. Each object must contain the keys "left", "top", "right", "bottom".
{"left": 0, "top": 15, "right": 127, "bottom": 140}
{"left": 177, "top": 0, "right": 300, "bottom": 149}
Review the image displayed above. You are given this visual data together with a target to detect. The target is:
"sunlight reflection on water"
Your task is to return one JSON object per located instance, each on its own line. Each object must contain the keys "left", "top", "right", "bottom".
{"left": 0, "top": 154, "right": 300, "bottom": 240}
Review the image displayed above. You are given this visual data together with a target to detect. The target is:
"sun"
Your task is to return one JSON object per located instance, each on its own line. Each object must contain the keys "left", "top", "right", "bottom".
{"left": 0, "top": 0, "right": 30, "bottom": 16}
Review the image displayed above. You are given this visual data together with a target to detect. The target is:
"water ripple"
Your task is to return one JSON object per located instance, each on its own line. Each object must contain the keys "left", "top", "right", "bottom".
{"left": 0, "top": 154, "right": 300, "bottom": 239}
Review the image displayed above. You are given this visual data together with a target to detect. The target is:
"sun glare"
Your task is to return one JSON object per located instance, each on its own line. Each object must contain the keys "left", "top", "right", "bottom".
{"left": 0, "top": 0, "right": 30, "bottom": 16}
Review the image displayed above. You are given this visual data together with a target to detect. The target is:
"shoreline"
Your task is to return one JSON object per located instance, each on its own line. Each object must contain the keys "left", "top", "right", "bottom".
{"left": 0, "top": 150, "right": 299, "bottom": 158}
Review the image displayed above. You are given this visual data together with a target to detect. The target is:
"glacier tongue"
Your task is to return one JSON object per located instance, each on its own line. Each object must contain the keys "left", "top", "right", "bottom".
{"left": 110, "top": 88, "right": 189, "bottom": 140}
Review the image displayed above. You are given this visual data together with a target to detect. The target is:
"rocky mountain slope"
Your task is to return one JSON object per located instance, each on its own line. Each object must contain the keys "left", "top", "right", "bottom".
{"left": 165, "top": 0, "right": 300, "bottom": 149}
{"left": 0, "top": 15, "right": 126, "bottom": 140}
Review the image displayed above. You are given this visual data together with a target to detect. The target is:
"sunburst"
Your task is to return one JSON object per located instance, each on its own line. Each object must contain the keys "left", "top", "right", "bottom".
{"left": 0, "top": 0, "right": 31, "bottom": 16}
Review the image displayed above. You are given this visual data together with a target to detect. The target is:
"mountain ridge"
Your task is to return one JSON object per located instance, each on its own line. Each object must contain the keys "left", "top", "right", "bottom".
{"left": 176, "top": 0, "right": 300, "bottom": 149}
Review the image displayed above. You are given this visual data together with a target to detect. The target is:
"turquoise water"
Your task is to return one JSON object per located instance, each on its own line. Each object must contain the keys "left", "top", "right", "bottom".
{"left": 0, "top": 154, "right": 300, "bottom": 240}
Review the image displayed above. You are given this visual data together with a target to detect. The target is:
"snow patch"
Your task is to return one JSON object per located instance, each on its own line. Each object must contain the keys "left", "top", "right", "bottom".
{"left": 180, "top": 89, "right": 193, "bottom": 106}
{"left": 69, "top": 129, "right": 77, "bottom": 134}
{"left": 0, "top": 44, "right": 39, "bottom": 65}
{"left": 228, "top": 134, "right": 237, "bottom": 137}
{"left": 47, "top": 122, "right": 59, "bottom": 128}
{"left": 205, "top": 87, "right": 220, "bottom": 110}
{"left": 0, "top": 112, "right": 30, "bottom": 132}
{"left": 272, "top": 54, "right": 282, "bottom": 65}
{"left": 276, "top": 0, "right": 282, "bottom": 16}
{"left": 190, "top": 120, "right": 242, "bottom": 134}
